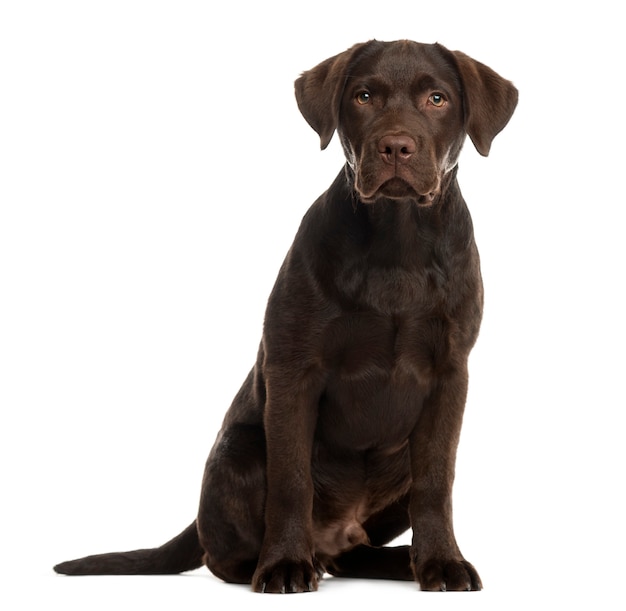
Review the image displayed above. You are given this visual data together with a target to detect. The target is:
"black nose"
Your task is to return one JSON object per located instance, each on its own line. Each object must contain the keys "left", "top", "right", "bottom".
{"left": 378, "top": 135, "right": 416, "bottom": 165}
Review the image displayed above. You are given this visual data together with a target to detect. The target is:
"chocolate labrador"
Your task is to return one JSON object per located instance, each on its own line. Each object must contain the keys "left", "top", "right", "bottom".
{"left": 54, "top": 40, "right": 517, "bottom": 593}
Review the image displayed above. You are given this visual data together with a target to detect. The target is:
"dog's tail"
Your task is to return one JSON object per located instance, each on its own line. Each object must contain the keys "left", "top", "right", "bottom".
{"left": 53, "top": 521, "right": 204, "bottom": 576}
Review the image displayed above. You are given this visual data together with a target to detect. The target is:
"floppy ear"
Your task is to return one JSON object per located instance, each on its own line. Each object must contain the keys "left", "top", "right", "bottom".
{"left": 449, "top": 50, "right": 518, "bottom": 156}
{"left": 295, "top": 42, "right": 369, "bottom": 150}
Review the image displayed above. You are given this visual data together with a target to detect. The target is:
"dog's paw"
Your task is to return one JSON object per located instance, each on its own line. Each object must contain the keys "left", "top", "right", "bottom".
{"left": 252, "top": 558, "right": 322, "bottom": 593}
{"left": 415, "top": 559, "right": 482, "bottom": 592}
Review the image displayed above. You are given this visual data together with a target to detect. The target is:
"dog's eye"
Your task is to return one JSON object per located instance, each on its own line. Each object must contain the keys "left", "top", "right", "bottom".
{"left": 428, "top": 93, "right": 446, "bottom": 107}
{"left": 356, "top": 91, "right": 371, "bottom": 105}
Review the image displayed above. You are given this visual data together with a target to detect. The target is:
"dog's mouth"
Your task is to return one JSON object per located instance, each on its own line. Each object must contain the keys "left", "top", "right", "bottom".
{"left": 358, "top": 177, "right": 436, "bottom": 206}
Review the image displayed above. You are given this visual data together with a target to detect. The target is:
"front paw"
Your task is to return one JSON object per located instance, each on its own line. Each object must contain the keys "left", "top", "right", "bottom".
{"left": 414, "top": 559, "right": 482, "bottom": 592}
{"left": 252, "top": 558, "right": 322, "bottom": 593}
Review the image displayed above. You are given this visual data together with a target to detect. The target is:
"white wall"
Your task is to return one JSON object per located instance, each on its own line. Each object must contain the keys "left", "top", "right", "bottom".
{"left": 1, "top": 1, "right": 624, "bottom": 609}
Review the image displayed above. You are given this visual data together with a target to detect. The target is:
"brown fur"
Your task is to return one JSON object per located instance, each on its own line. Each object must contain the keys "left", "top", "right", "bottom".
{"left": 54, "top": 39, "right": 517, "bottom": 593}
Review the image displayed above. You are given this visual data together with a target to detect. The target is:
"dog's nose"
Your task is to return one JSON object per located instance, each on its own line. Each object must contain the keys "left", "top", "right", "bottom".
{"left": 378, "top": 135, "right": 416, "bottom": 165}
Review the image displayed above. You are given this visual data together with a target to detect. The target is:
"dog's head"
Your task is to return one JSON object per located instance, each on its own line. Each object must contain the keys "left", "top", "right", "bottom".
{"left": 295, "top": 40, "right": 518, "bottom": 205}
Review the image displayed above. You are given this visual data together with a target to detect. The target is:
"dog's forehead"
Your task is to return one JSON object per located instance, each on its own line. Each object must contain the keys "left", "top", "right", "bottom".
{"left": 349, "top": 41, "right": 458, "bottom": 89}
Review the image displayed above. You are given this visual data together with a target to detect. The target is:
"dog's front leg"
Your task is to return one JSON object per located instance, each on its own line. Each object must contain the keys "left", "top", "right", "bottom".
{"left": 252, "top": 369, "right": 322, "bottom": 593}
{"left": 408, "top": 366, "right": 482, "bottom": 592}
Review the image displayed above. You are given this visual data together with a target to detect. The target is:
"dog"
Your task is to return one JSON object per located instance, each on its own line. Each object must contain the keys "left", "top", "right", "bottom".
{"left": 54, "top": 39, "right": 518, "bottom": 593}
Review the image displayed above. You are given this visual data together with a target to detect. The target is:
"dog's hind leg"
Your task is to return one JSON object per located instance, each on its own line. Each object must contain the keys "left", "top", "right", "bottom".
{"left": 328, "top": 545, "right": 413, "bottom": 580}
{"left": 327, "top": 497, "right": 413, "bottom": 580}
{"left": 197, "top": 422, "right": 267, "bottom": 584}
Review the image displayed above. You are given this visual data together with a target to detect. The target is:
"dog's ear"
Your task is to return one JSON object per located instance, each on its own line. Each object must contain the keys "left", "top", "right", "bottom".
{"left": 295, "top": 43, "right": 368, "bottom": 150}
{"left": 448, "top": 49, "right": 518, "bottom": 156}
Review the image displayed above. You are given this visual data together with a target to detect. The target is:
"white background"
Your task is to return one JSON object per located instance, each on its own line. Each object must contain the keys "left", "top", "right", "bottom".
{"left": 1, "top": 1, "right": 624, "bottom": 609}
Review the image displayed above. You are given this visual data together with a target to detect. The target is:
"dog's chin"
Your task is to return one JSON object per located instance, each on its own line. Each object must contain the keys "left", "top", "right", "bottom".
{"left": 359, "top": 177, "right": 436, "bottom": 206}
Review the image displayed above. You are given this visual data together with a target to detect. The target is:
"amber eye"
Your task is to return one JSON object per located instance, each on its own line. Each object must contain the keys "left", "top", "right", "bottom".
{"left": 356, "top": 91, "right": 371, "bottom": 105}
{"left": 428, "top": 93, "right": 446, "bottom": 107}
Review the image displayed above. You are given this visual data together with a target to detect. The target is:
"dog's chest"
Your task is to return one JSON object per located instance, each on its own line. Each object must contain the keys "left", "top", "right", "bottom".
{"left": 336, "top": 252, "right": 449, "bottom": 315}
{"left": 322, "top": 308, "right": 452, "bottom": 380}
{"left": 317, "top": 310, "right": 452, "bottom": 450}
